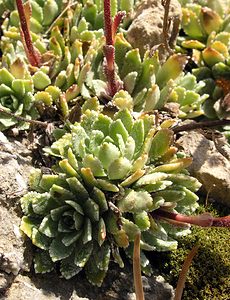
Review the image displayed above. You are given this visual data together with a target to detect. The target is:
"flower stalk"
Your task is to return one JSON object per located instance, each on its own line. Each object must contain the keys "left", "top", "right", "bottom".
{"left": 16, "top": 0, "right": 41, "bottom": 67}
{"left": 174, "top": 245, "right": 199, "bottom": 300}
{"left": 103, "top": 0, "right": 125, "bottom": 96}
{"left": 153, "top": 209, "right": 230, "bottom": 227}
{"left": 133, "top": 233, "right": 145, "bottom": 300}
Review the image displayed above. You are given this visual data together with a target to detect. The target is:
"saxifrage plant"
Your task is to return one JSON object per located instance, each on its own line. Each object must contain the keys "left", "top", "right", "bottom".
{"left": 20, "top": 102, "right": 202, "bottom": 286}
{"left": 177, "top": 1, "right": 230, "bottom": 119}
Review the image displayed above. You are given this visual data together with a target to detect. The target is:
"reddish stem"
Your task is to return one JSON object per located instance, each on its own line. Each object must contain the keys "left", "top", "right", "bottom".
{"left": 112, "top": 11, "right": 126, "bottom": 41}
{"left": 104, "top": 0, "right": 113, "bottom": 45}
{"left": 103, "top": 0, "right": 117, "bottom": 96}
{"left": 103, "top": 0, "right": 125, "bottom": 97}
{"left": 104, "top": 45, "right": 118, "bottom": 96}
{"left": 153, "top": 209, "right": 230, "bottom": 228}
{"left": 16, "top": 0, "right": 40, "bottom": 67}
{"left": 212, "top": 216, "right": 230, "bottom": 227}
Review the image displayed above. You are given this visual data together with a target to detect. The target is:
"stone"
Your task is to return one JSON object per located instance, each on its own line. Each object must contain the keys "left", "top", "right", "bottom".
{"left": 127, "top": 275, "right": 174, "bottom": 300}
{"left": 177, "top": 130, "right": 230, "bottom": 207}
{"left": 126, "top": 0, "right": 182, "bottom": 60}
{"left": 0, "top": 134, "right": 33, "bottom": 270}
{"left": 3, "top": 275, "right": 57, "bottom": 300}
{"left": 0, "top": 132, "right": 34, "bottom": 293}
{"left": 2, "top": 265, "right": 174, "bottom": 300}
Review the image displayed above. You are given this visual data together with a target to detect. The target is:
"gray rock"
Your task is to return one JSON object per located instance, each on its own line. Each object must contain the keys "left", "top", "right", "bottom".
{"left": 0, "top": 133, "right": 33, "bottom": 286}
{"left": 3, "top": 265, "right": 174, "bottom": 300}
{"left": 177, "top": 130, "right": 230, "bottom": 207}
{"left": 126, "top": 0, "right": 182, "bottom": 60}
{"left": 127, "top": 275, "right": 174, "bottom": 300}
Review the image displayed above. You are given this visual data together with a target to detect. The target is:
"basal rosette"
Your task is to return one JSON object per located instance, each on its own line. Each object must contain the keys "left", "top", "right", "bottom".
{"left": 20, "top": 105, "right": 201, "bottom": 286}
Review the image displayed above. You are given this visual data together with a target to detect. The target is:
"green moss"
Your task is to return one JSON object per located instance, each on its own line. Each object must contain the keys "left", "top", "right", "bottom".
{"left": 151, "top": 199, "right": 230, "bottom": 299}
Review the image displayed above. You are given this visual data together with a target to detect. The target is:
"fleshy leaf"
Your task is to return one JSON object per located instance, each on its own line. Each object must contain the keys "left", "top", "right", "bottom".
{"left": 107, "top": 157, "right": 132, "bottom": 180}
{"left": 39, "top": 215, "right": 58, "bottom": 238}
{"left": 60, "top": 253, "right": 82, "bottom": 279}
{"left": 32, "top": 228, "right": 51, "bottom": 250}
{"left": 49, "top": 237, "right": 74, "bottom": 262}
{"left": 97, "top": 218, "right": 106, "bottom": 246}
{"left": 118, "top": 190, "right": 153, "bottom": 213}
{"left": 34, "top": 251, "right": 54, "bottom": 274}
{"left": 150, "top": 129, "right": 173, "bottom": 160}
{"left": 74, "top": 241, "right": 94, "bottom": 268}
{"left": 91, "top": 187, "right": 108, "bottom": 213}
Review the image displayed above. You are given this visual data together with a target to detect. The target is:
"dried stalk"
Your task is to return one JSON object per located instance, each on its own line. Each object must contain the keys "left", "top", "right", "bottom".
{"left": 133, "top": 233, "right": 145, "bottom": 300}
{"left": 45, "top": 1, "right": 79, "bottom": 34}
{"left": 0, "top": 107, "right": 48, "bottom": 127}
{"left": 172, "top": 119, "right": 230, "bottom": 134}
{"left": 174, "top": 245, "right": 199, "bottom": 300}
{"left": 161, "top": 0, "right": 173, "bottom": 55}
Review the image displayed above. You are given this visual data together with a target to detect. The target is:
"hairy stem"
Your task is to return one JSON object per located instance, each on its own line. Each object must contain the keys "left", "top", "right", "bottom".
{"left": 104, "top": 0, "right": 113, "bottom": 45}
{"left": 112, "top": 11, "right": 126, "bottom": 41}
{"left": 16, "top": 0, "right": 40, "bottom": 67}
{"left": 103, "top": 0, "right": 119, "bottom": 97}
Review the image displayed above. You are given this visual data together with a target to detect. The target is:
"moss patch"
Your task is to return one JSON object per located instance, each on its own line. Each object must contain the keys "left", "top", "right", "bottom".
{"left": 150, "top": 199, "right": 230, "bottom": 299}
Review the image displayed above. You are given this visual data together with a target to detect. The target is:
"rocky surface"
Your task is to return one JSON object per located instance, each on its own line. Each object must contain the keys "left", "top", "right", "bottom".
{"left": 177, "top": 130, "right": 230, "bottom": 207}
{"left": 127, "top": 0, "right": 182, "bottom": 60}
{"left": 3, "top": 267, "right": 174, "bottom": 300}
{"left": 0, "top": 132, "right": 33, "bottom": 292}
{"left": 0, "top": 132, "right": 174, "bottom": 299}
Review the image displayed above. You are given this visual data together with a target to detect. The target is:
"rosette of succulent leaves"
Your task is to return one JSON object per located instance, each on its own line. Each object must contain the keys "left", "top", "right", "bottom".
{"left": 177, "top": 0, "right": 230, "bottom": 120}
{"left": 20, "top": 99, "right": 201, "bottom": 286}
{"left": 0, "top": 0, "right": 208, "bottom": 131}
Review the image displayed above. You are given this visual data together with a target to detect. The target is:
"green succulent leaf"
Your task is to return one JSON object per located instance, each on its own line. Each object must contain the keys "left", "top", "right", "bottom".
{"left": 49, "top": 236, "right": 74, "bottom": 262}
{"left": 32, "top": 228, "right": 51, "bottom": 250}
{"left": 74, "top": 241, "right": 94, "bottom": 268}
{"left": 118, "top": 190, "right": 154, "bottom": 213}
{"left": 60, "top": 253, "right": 82, "bottom": 279}
{"left": 150, "top": 129, "right": 173, "bottom": 160}
{"left": 34, "top": 251, "right": 54, "bottom": 274}
{"left": 39, "top": 215, "right": 58, "bottom": 238}
{"left": 108, "top": 157, "right": 132, "bottom": 180}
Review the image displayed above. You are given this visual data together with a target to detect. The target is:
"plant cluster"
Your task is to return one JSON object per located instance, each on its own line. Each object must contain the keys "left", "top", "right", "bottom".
{"left": 0, "top": 0, "right": 229, "bottom": 290}
{"left": 21, "top": 101, "right": 201, "bottom": 285}
{"left": 0, "top": 0, "right": 209, "bottom": 131}
{"left": 177, "top": 0, "right": 230, "bottom": 120}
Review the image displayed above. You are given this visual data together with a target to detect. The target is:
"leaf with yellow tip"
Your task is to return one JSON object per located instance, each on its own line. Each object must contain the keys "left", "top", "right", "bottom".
{"left": 152, "top": 158, "right": 192, "bottom": 173}
{"left": 81, "top": 167, "right": 98, "bottom": 189}
{"left": 150, "top": 129, "right": 173, "bottom": 160}
{"left": 202, "top": 47, "right": 225, "bottom": 67}
{"left": 181, "top": 40, "right": 205, "bottom": 50}
{"left": 120, "top": 169, "right": 145, "bottom": 187}
{"left": 156, "top": 55, "right": 187, "bottom": 89}
{"left": 20, "top": 216, "right": 40, "bottom": 238}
